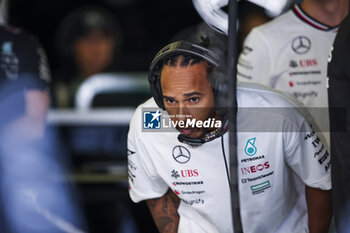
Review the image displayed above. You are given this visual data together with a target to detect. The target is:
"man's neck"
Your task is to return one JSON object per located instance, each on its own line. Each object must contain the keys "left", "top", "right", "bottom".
{"left": 301, "top": 0, "right": 348, "bottom": 27}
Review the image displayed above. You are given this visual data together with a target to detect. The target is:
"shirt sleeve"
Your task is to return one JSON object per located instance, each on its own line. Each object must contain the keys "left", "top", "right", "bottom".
{"left": 128, "top": 107, "right": 169, "bottom": 203}
{"left": 284, "top": 119, "right": 331, "bottom": 190}
{"left": 237, "top": 28, "right": 271, "bottom": 86}
{"left": 19, "top": 32, "right": 51, "bottom": 90}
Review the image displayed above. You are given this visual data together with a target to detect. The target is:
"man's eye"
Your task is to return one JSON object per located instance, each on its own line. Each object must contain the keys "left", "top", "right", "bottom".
{"left": 166, "top": 99, "right": 176, "bottom": 104}
{"left": 189, "top": 97, "right": 199, "bottom": 103}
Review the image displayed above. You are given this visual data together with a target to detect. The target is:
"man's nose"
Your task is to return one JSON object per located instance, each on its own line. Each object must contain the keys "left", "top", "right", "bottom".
{"left": 177, "top": 103, "right": 189, "bottom": 120}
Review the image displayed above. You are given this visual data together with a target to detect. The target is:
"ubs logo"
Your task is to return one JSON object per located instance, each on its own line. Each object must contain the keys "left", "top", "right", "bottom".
{"left": 173, "top": 145, "right": 191, "bottom": 164}
{"left": 171, "top": 170, "right": 180, "bottom": 179}
{"left": 171, "top": 169, "right": 199, "bottom": 179}
{"left": 181, "top": 169, "right": 199, "bottom": 177}
{"left": 292, "top": 36, "right": 311, "bottom": 54}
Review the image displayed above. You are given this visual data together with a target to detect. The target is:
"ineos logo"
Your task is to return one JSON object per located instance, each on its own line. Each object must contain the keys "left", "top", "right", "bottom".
{"left": 241, "top": 161, "right": 270, "bottom": 175}
{"left": 291, "top": 36, "right": 311, "bottom": 54}
{"left": 172, "top": 146, "right": 191, "bottom": 164}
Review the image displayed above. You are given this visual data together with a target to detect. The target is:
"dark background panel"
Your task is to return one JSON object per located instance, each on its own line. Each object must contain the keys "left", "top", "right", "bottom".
{"left": 8, "top": 0, "right": 202, "bottom": 73}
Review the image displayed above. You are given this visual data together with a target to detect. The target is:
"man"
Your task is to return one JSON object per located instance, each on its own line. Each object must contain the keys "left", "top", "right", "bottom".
{"left": 0, "top": 25, "right": 86, "bottom": 232}
{"left": 0, "top": 25, "right": 50, "bottom": 141}
{"left": 328, "top": 14, "right": 350, "bottom": 233}
{"left": 237, "top": 0, "right": 348, "bottom": 149}
{"left": 128, "top": 40, "right": 332, "bottom": 233}
{"left": 54, "top": 5, "right": 123, "bottom": 108}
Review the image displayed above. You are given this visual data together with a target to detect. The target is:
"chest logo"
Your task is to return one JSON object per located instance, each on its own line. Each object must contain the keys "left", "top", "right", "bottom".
{"left": 173, "top": 145, "right": 191, "bottom": 164}
{"left": 291, "top": 36, "right": 311, "bottom": 54}
{"left": 171, "top": 170, "right": 180, "bottom": 179}
{"left": 244, "top": 137, "right": 257, "bottom": 156}
{"left": 0, "top": 41, "right": 19, "bottom": 80}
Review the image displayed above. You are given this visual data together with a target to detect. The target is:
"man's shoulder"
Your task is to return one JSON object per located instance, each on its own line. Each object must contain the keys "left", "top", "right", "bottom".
{"left": 237, "top": 82, "right": 301, "bottom": 108}
{"left": 333, "top": 15, "right": 350, "bottom": 53}
{"left": 141, "top": 98, "right": 158, "bottom": 108}
{"left": 236, "top": 82, "right": 313, "bottom": 129}
{"left": 129, "top": 98, "right": 179, "bottom": 149}
{"left": 134, "top": 98, "right": 158, "bottom": 114}
{"left": 252, "top": 9, "right": 296, "bottom": 36}
{"left": 129, "top": 98, "right": 159, "bottom": 129}
{"left": 0, "top": 26, "right": 39, "bottom": 45}
{"left": 0, "top": 25, "right": 22, "bottom": 36}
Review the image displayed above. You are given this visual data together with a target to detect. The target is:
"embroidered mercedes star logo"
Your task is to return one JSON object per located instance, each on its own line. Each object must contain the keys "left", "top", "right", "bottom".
{"left": 172, "top": 145, "right": 191, "bottom": 164}
{"left": 291, "top": 36, "right": 311, "bottom": 54}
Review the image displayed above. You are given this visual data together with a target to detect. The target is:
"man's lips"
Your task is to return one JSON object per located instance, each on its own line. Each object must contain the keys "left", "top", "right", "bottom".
{"left": 178, "top": 128, "right": 195, "bottom": 136}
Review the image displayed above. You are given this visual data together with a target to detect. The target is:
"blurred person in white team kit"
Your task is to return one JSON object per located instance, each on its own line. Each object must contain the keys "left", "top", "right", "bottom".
{"left": 237, "top": 0, "right": 348, "bottom": 150}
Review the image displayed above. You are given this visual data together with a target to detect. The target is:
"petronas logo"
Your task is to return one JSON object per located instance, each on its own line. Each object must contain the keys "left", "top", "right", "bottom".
{"left": 244, "top": 137, "right": 257, "bottom": 156}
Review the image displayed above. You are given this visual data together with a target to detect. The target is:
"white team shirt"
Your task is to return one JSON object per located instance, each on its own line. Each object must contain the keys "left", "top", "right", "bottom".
{"left": 237, "top": 5, "right": 338, "bottom": 149}
{"left": 128, "top": 83, "right": 331, "bottom": 233}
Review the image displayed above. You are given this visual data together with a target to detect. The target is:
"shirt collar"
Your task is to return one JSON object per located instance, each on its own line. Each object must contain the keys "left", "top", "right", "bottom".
{"left": 292, "top": 4, "right": 339, "bottom": 32}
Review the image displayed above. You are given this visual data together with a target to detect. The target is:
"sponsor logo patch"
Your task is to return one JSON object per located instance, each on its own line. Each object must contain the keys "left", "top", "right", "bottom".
{"left": 171, "top": 169, "right": 180, "bottom": 179}
{"left": 292, "top": 36, "right": 311, "bottom": 54}
{"left": 250, "top": 180, "right": 271, "bottom": 195}
{"left": 244, "top": 137, "right": 257, "bottom": 156}
{"left": 241, "top": 162, "right": 270, "bottom": 175}
{"left": 172, "top": 181, "right": 204, "bottom": 186}
{"left": 172, "top": 146, "right": 191, "bottom": 164}
{"left": 181, "top": 198, "right": 205, "bottom": 205}
{"left": 241, "top": 171, "right": 274, "bottom": 183}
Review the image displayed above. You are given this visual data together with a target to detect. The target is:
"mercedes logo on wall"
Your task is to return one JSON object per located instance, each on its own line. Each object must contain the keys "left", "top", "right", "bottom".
{"left": 291, "top": 36, "right": 311, "bottom": 54}
{"left": 172, "top": 146, "right": 191, "bottom": 164}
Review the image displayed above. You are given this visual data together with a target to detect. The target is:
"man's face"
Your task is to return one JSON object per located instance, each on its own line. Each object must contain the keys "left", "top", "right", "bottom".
{"left": 160, "top": 60, "right": 215, "bottom": 139}
{"left": 73, "top": 30, "right": 115, "bottom": 78}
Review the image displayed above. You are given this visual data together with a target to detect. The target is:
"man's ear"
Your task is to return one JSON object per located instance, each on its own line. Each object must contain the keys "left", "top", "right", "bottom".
{"left": 208, "top": 70, "right": 228, "bottom": 118}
